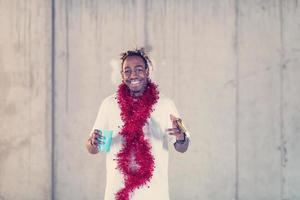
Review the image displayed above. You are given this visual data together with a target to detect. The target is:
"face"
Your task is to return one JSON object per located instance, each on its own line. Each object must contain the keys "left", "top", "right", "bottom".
{"left": 121, "top": 56, "right": 149, "bottom": 97}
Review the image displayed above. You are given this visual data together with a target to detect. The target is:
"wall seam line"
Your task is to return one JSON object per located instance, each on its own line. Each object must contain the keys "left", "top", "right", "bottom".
{"left": 279, "top": 0, "right": 286, "bottom": 199}
{"left": 234, "top": 0, "right": 240, "bottom": 199}
{"left": 65, "top": 1, "right": 70, "bottom": 113}
{"left": 51, "top": 0, "right": 56, "bottom": 199}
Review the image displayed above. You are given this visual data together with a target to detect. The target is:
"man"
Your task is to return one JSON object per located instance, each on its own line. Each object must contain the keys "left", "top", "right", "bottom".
{"left": 86, "top": 48, "right": 190, "bottom": 200}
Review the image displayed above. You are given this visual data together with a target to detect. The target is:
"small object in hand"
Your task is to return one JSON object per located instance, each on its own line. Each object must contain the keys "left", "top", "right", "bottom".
{"left": 175, "top": 118, "right": 186, "bottom": 133}
{"left": 96, "top": 129, "right": 113, "bottom": 152}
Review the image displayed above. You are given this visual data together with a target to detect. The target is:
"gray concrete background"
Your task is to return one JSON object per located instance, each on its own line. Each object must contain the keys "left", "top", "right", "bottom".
{"left": 0, "top": 0, "right": 300, "bottom": 200}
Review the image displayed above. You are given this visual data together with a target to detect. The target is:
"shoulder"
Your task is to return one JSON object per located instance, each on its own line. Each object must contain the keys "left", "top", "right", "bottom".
{"left": 103, "top": 93, "right": 117, "bottom": 102}
{"left": 158, "top": 93, "right": 175, "bottom": 104}
{"left": 156, "top": 93, "right": 176, "bottom": 110}
{"left": 101, "top": 93, "right": 118, "bottom": 108}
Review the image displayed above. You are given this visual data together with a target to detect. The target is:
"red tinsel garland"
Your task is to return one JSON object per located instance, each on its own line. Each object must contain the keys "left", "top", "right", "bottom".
{"left": 115, "top": 81, "right": 159, "bottom": 200}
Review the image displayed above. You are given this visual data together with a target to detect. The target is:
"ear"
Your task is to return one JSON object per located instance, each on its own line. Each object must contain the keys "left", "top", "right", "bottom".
{"left": 120, "top": 71, "right": 125, "bottom": 82}
{"left": 145, "top": 67, "right": 150, "bottom": 77}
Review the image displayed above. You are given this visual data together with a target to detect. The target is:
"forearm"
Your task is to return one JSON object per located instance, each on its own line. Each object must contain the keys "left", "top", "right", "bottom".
{"left": 86, "top": 138, "right": 99, "bottom": 154}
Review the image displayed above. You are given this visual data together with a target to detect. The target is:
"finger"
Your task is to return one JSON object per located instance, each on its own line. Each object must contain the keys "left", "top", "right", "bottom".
{"left": 92, "top": 135, "right": 98, "bottom": 142}
{"left": 93, "top": 129, "right": 103, "bottom": 135}
{"left": 93, "top": 138, "right": 104, "bottom": 145}
{"left": 168, "top": 132, "right": 182, "bottom": 138}
{"left": 92, "top": 132, "right": 103, "bottom": 139}
{"left": 170, "top": 114, "right": 178, "bottom": 121}
{"left": 165, "top": 128, "right": 179, "bottom": 132}
{"left": 168, "top": 130, "right": 181, "bottom": 135}
{"left": 98, "top": 140, "right": 104, "bottom": 145}
{"left": 166, "top": 128, "right": 181, "bottom": 136}
{"left": 168, "top": 132, "right": 180, "bottom": 136}
{"left": 91, "top": 139, "right": 98, "bottom": 146}
{"left": 93, "top": 134, "right": 103, "bottom": 140}
{"left": 92, "top": 132, "right": 99, "bottom": 138}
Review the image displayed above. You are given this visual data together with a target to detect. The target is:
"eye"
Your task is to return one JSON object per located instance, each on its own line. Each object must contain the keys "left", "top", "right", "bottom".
{"left": 123, "top": 69, "right": 131, "bottom": 76}
{"left": 124, "top": 69, "right": 131, "bottom": 73}
{"left": 136, "top": 67, "right": 144, "bottom": 72}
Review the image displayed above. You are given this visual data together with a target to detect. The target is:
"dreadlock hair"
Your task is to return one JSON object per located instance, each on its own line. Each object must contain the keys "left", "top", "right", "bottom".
{"left": 120, "top": 47, "right": 152, "bottom": 69}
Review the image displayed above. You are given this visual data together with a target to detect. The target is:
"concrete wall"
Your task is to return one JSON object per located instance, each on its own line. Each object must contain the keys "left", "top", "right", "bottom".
{"left": 1, "top": 0, "right": 300, "bottom": 200}
{"left": 0, "top": 0, "right": 52, "bottom": 199}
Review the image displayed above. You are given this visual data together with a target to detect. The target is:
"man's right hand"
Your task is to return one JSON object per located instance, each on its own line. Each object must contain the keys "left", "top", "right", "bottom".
{"left": 86, "top": 129, "right": 103, "bottom": 154}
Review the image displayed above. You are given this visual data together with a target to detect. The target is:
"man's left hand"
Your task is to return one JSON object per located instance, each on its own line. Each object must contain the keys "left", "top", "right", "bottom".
{"left": 166, "top": 114, "right": 185, "bottom": 140}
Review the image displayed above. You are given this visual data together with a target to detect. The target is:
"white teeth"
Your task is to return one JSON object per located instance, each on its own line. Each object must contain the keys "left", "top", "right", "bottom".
{"left": 131, "top": 80, "right": 140, "bottom": 84}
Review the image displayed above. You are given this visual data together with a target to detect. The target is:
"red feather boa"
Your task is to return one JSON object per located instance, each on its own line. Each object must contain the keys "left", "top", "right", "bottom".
{"left": 115, "top": 81, "right": 159, "bottom": 200}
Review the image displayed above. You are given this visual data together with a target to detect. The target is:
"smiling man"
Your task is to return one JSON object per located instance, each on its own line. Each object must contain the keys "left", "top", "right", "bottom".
{"left": 86, "top": 48, "right": 190, "bottom": 200}
{"left": 121, "top": 55, "right": 149, "bottom": 97}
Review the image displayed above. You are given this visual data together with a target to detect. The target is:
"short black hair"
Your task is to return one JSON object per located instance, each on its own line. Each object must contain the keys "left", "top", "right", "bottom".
{"left": 120, "top": 48, "right": 152, "bottom": 69}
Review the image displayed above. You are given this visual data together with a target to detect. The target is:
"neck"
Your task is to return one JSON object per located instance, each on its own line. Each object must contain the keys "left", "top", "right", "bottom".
{"left": 130, "top": 90, "right": 144, "bottom": 97}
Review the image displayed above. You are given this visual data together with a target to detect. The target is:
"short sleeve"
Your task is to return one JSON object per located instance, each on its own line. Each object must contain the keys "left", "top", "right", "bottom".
{"left": 166, "top": 98, "right": 191, "bottom": 144}
{"left": 90, "top": 97, "right": 109, "bottom": 137}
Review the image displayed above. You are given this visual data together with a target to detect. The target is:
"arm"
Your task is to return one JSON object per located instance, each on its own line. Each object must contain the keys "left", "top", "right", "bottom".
{"left": 86, "top": 97, "right": 108, "bottom": 154}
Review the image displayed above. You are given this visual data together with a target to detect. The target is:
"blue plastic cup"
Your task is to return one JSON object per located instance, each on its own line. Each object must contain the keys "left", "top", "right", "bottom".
{"left": 96, "top": 129, "right": 112, "bottom": 152}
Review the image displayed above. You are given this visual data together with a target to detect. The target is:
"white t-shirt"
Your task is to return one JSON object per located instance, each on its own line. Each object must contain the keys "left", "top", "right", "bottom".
{"left": 91, "top": 93, "right": 190, "bottom": 200}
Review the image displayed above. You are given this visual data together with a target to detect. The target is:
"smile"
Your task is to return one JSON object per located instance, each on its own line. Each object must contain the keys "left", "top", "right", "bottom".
{"left": 130, "top": 80, "right": 141, "bottom": 85}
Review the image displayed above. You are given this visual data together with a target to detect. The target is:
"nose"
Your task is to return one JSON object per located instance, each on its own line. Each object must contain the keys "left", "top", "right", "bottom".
{"left": 130, "top": 69, "right": 138, "bottom": 78}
